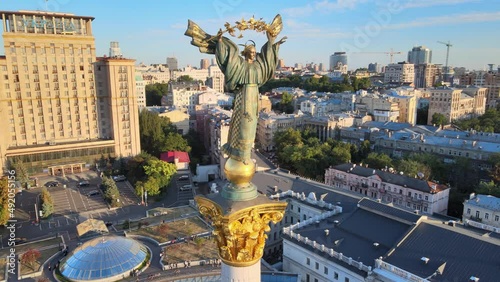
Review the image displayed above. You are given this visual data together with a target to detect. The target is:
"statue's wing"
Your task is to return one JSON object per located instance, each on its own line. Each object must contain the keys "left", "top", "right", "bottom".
{"left": 268, "top": 14, "right": 283, "bottom": 37}
{"left": 184, "top": 20, "right": 216, "bottom": 54}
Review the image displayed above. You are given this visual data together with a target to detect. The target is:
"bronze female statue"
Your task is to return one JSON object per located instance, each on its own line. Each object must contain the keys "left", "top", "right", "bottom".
{"left": 185, "top": 15, "right": 286, "bottom": 192}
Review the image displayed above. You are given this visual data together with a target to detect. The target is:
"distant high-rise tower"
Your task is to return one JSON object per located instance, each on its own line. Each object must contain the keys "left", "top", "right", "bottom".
{"left": 278, "top": 59, "right": 285, "bottom": 69}
{"left": 330, "top": 52, "right": 348, "bottom": 74}
{"left": 319, "top": 63, "right": 325, "bottom": 72}
{"left": 166, "top": 57, "right": 178, "bottom": 70}
{"left": 109, "top": 41, "right": 122, "bottom": 58}
{"left": 200, "top": 59, "right": 209, "bottom": 69}
{"left": 368, "top": 63, "right": 381, "bottom": 73}
{"left": 408, "top": 46, "right": 432, "bottom": 64}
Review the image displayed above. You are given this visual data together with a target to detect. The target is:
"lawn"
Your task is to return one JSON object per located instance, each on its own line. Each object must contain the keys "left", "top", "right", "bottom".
{"left": 20, "top": 247, "right": 60, "bottom": 275}
{"left": 129, "top": 216, "right": 211, "bottom": 243}
{"left": 116, "top": 206, "right": 199, "bottom": 232}
{"left": 0, "top": 258, "right": 5, "bottom": 280}
{"left": 162, "top": 237, "right": 219, "bottom": 264}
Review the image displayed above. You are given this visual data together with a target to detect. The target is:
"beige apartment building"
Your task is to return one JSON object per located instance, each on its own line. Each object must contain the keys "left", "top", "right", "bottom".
{"left": 0, "top": 10, "right": 140, "bottom": 174}
{"left": 384, "top": 62, "right": 415, "bottom": 85}
{"left": 427, "top": 86, "right": 486, "bottom": 125}
{"left": 414, "top": 63, "right": 440, "bottom": 88}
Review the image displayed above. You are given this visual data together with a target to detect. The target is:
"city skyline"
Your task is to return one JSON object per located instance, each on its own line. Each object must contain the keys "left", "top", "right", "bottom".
{"left": 1, "top": 0, "right": 500, "bottom": 71}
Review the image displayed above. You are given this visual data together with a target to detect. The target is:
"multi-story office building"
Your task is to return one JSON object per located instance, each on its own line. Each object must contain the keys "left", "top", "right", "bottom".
{"left": 0, "top": 10, "right": 140, "bottom": 174}
{"left": 356, "top": 95, "right": 400, "bottom": 123}
{"left": 414, "top": 63, "right": 440, "bottom": 88}
{"left": 329, "top": 52, "right": 348, "bottom": 74}
{"left": 384, "top": 62, "right": 415, "bottom": 85}
{"left": 200, "top": 58, "right": 209, "bottom": 70}
{"left": 94, "top": 57, "right": 141, "bottom": 158}
{"left": 463, "top": 193, "right": 500, "bottom": 229}
{"left": 256, "top": 112, "right": 306, "bottom": 151}
{"left": 207, "top": 65, "right": 224, "bottom": 93}
{"left": 407, "top": 46, "right": 432, "bottom": 64}
{"left": 166, "top": 81, "right": 204, "bottom": 114}
{"left": 135, "top": 72, "right": 146, "bottom": 110}
{"left": 325, "top": 163, "right": 450, "bottom": 214}
{"left": 166, "top": 57, "right": 178, "bottom": 70}
{"left": 427, "top": 86, "right": 486, "bottom": 124}
{"left": 368, "top": 62, "right": 381, "bottom": 73}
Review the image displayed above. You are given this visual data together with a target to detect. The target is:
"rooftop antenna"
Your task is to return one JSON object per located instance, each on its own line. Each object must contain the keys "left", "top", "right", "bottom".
{"left": 44, "top": 0, "right": 49, "bottom": 11}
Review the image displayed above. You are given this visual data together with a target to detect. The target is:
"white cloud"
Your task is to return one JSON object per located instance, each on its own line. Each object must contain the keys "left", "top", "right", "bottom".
{"left": 284, "top": 19, "right": 350, "bottom": 39}
{"left": 282, "top": 0, "right": 370, "bottom": 17}
{"left": 400, "top": 0, "right": 479, "bottom": 9}
{"left": 386, "top": 11, "right": 500, "bottom": 29}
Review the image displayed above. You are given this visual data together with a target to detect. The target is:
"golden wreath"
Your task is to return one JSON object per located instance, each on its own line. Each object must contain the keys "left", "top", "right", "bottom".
{"left": 219, "top": 15, "right": 282, "bottom": 39}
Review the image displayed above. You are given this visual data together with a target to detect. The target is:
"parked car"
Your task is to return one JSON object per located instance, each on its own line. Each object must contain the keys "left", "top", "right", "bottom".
{"left": 112, "top": 175, "right": 127, "bottom": 182}
{"left": 44, "top": 181, "right": 59, "bottom": 187}
{"left": 178, "top": 175, "right": 189, "bottom": 181}
{"left": 78, "top": 180, "right": 90, "bottom": 187}
{"left": 87, "top": 190, "right": 100, "bottom": 197}
{"left": 179, "top": 184, "right": 192, "bottom": 191}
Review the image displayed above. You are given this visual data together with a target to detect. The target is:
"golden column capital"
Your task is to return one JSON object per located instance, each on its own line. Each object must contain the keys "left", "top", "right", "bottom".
{"left": 196, "top": 196, "right": 287, "bottom": 267}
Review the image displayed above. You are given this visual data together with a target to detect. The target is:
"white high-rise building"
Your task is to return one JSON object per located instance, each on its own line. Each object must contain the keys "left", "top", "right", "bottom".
{"left": 408, "top": 46, "right": 432, "bottom": 65}
{"left": 109, "top": 41, "right": 122, "bottom": 58}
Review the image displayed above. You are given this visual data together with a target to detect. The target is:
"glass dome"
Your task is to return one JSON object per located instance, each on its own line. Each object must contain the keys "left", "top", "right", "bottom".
{"left": 60, "top": 236, "right": 148, "bottom": 281}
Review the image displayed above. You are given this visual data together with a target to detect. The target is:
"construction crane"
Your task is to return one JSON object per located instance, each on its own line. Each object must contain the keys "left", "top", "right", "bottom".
{"left": 352, "top": 49, "right": 403, "bottom": 64}
{"left": 437, "top": 41, "right": 453, "bottom": 71}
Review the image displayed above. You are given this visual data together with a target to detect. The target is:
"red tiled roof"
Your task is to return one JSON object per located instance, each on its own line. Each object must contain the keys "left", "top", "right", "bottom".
{"left": 160, "top": 151, "right": 190, "bottom": 163}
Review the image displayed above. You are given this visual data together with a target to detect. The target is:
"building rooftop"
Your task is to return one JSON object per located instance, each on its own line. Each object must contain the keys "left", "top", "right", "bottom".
{"left": 384, "top": 222, "right": 500, "bottom": 282}
{"left": 0, "top": 10, "right": 94, "bottom": 20}
{"left": 160, "top": 151, "right": 190, "bottom": 163}
{"left": 332, "top": 163, "right": 448, "bottom": 193}
{"left": 465, "top": 194, "right": 500, "bottom": 211}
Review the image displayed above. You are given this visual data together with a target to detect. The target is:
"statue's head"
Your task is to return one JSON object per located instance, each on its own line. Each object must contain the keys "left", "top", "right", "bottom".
{"left": 241, "top": 41, "right": 256, "bottom": 62}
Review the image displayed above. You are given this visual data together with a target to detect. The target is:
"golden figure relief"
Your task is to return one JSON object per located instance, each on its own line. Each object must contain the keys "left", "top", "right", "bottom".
{"left": 197, "top": 198, "right": 285, "bottom": 267}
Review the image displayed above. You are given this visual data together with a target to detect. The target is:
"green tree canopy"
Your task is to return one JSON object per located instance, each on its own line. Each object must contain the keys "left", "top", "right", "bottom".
{"left": 431, "top": 113, "right": 448, "bottom": 127}
{"left": 145, "top": 83, "right": 168, "bottom": 106}
{"left": 40, "top": 188, "right": 53, "bottom": 218}
{"left": 475, "top": 181, "right": 500, "bottom": 198}
{"left": 0, "top": 178, "right": 11, "bottom": 226}
{"left": 363, "top": 152, "right": 393, "bottom": 170}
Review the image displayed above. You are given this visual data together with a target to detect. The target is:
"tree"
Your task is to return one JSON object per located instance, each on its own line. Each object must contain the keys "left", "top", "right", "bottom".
{"left": 488, "top": 153, "right": 500, "bottom": 183}
{"left": 135, "top": 177, "right": 161, "bottom": 197}
{"left": 475, "top": 181, "right": 500, "bottom": 198}
{"left": 363, "top": 152, "right": 393, "bottom": 170}
{"left": 11, "top": 159, "right": 29, "bottom": 185}
{"left": 145, "top": 83, "right": 168, "bottom": 106}
{"left": 40, "top": 188, "right": 53, "bottom": 218}
{"left": 139, "top": 110, "right": 180, "bottom": 157}
{"left": 431, "top": 113, "right": 448, "bottom": 127}
{"left": 100, "top": 176, "right": 121, "bottom": 207}
{"left": 396, "top": 159, "right": 431, "bottom": 179}
{"left": 331, "top": 146, "right": 351, "bottom": 165}
{"left": 21, "top": 249, "right": 41, "bottom": 270}
{"left": 0, "top": 178, "right": 10, "bottom": 226}
{"left": 163, "top": 132, "right": 191, "bottom": 153}
{"left": 143, "top": 158, "right": 177, "bottom": 189}
{"left": 177, "top": 75, "right": 194, "bottom": 82}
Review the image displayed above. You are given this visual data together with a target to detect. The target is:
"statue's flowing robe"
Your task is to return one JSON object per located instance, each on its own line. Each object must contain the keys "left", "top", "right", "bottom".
{"left": 215, "top": 38, "right": 279, "bottom": 163}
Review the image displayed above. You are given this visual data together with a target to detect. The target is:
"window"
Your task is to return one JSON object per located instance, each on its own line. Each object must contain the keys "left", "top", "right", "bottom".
{"left": 315, "top": 262, "right": 319, "bottom": 270}
{"left": 485, "top": 213, "right": 489, "bottom": 220}
{"left": 476, "top": 211, "right": 480, "bottom": 218}
{"left": 334, "top": 272, "right": 339, "bottom": 280}
{"left": 306, "top": 258, "right": 310, "bottom": 265}
{"left": 306, "top": 274, "right": 310, "bottom": 282}
{"left": 495, "top": 215, "right": 499, "bottom": 222}
{"left": 467, "top": 208, "right": 470, "bottom": 214}
{"left": 345, "top": 278, "right": 350, "bottom": 282}
{"left": 324, "top": 267, "right": 328, "bottom": 275}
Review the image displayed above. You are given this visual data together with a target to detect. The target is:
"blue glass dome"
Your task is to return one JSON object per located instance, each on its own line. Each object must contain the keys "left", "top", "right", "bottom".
{"left": 60, "top": 236, "right": 148, "bottom": 281}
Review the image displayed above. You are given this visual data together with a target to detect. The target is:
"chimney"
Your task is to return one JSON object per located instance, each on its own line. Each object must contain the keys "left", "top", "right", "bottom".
{"left": 324, "top": 229, "right": 329, "bottom": 236}
{"left": 469, "top": 276, "right": 480, "bottom": 282}
{"left": 421, "top": 257, "right": 430, "bottom": 264}
{"left": 373, "top": 242, "right": 379, "bottom": 247}
{"left": 469, "top": 193, "right": 476, "bottom": 200}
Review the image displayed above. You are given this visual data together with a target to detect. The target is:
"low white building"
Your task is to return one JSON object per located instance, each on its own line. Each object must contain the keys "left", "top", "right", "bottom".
{"left": 463, "top": 193, "right": 500, "bottom": 229}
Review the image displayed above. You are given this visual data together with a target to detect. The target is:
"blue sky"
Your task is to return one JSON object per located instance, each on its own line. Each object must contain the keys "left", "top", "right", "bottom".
{"left": 1, "top": 0, "right": 500, "bottom": 70}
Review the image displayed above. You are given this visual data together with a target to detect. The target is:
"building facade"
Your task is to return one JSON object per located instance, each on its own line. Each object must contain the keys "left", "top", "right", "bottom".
{"left": 325, "top": 164, "right": 450, "bottom": 214}
{"left": 414, "top": 63, "right": 440, "bottom": 88}
{"left": 135, "top": 72, "right": 146, "bottom": 110}
{"left": 463, "top": 193, "right": 500, "bottom": 229}
{"left": 329, "top": 52, "right": 348, "bottom": 74}
{"left": 0, "top": 10, "right": 139, "bottom": 174}
{"left": 384, "top": 62, "right": 415, "bottom": 85}
{"left": 407, "top": 46, "right": 432, "bottom": 65}
{"left": 427, "top": 86, "right": 486, "bottom": 124}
